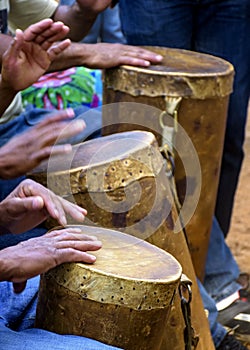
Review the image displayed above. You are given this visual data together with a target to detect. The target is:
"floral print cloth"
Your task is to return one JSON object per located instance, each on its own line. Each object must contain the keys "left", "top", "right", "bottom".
{"left": 21, "top": 67, "right": 102, "bottom": 110}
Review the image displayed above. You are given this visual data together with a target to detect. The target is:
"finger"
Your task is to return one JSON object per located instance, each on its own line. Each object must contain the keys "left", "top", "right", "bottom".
{"left": 46, "top": 228, "right": 83, "bottom": 238}
{"left": 30, "top": 144, "right": 72, "bottom": 164}
{"left": 119, "top": 56, "right": 151, "bottom": 67}
{"left": 5, "top": 196, "right": 44, "bottom": 215}
{"left": 23, "top": 19, "right": 54, "bottom": 41}
{"left": 56, "top": 198, "right": 87, "bottom": 224}
{"left": 30, "top": 119, "right": 85, "bottom": 148}
{"left": 37, "top": 108, "right": 75, "bottom": 126}
{"left": 47, "top": 39, "right": 71, "bottom": 60}
{"left": 55, "top": 240, "right": 102, "bottom": 251}
{"left": 4, "top": 30, "right": 25, "bottom": 62}
{"left": 13, "top": 281, "right": 27, "bottom": 293}
{"left": 57, "top": 248, "right": 99, "bottom": 264}
{"left": 20, "top": 181, "right": 87, "bottom": 225}
{"left": 123, "top": 46, "right": 163, "bottom": 63}
{"left": 51, "top": 230, "right": 99, "bottom": 242}
{"left": 39, "top": 26, "right": 70, "bottom": 50}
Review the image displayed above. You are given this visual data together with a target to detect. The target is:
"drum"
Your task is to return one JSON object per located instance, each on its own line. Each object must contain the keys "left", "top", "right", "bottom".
{"left": 102, "top": 47, "right": 234, "bottom": 281}
{"left": 35, "top": 225, "right": 182, "bottom": 350}
{"left": 30, "top": 130, "right": 215, "bottom": 350}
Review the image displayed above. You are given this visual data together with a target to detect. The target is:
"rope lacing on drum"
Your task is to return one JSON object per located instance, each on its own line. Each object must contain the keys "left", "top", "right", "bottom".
{"left": 179, "top": 275, "right": 199, "bottom": 350}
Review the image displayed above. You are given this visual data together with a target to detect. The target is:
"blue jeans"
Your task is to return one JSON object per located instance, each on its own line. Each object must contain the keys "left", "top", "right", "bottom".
{"left": 119, "top": 0, "right": 250, "bottom": 237}
{"left": 0, "top": 277, "right": 121, "bottom": 350}
{"left": 118, "top": 0, "right": 250, "bottom": 345}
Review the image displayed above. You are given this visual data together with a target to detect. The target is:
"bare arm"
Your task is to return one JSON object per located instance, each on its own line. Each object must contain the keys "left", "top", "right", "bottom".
{"left": 52, "top": 0, "right": 114, "bottom": 41}
{"left": 48, "top": 42, "right": 163, "bottom": 72}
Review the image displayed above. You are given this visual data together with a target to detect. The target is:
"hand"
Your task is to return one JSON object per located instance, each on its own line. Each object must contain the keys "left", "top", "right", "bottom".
{"left": 81, "top": 43, "right": 163, "bottom": 69}
{"left": 0, "top": 109, "right": 85, "bottom": 179}
{"left": 0, "top": 179, "right": 87, "bottom": 234}
{"left": 0, "top": 227, "right": 102, "bottom": 292}
{"left": 1, "top": 19, "right": 71, "bottom": 92}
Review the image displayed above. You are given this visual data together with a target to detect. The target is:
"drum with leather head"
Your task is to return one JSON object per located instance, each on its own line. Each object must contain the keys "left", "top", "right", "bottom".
{"left": 35, "top": 225, "right": 182, "bottom": 350}
{"left": 102, "top": 47, "right": 234, "bottom": 282}
{"left": 30, "top": 130, "right": 215, "bottom": 350}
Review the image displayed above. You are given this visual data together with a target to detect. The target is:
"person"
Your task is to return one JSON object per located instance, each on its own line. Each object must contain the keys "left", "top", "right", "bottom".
{"left": 111, "top": 0, "right": 250, "bottom": 348}
{"left": 0, "top": 17, "right": 87, "bottom": 246}
{"left": 60, "top": 0, "right": 126, "bottom": 44}
{"left": 0, "top": 0, "right": 163, "bottom": 202}
{"left": 0, "top": 20, "right": 121, "bottom": 349}
{"left": 0, "top": 179, "right": 122, "bottom": 350}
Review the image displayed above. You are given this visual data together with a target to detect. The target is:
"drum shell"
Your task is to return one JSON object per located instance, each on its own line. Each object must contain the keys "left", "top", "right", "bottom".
{"left": 30, "top": 131, "right": 215, "bottom": 350}
{"left": 35, "top": 226, "right": 182, "bottom": 350}
{"left": 102, "top": 47, "right": 234, "bottom": 281}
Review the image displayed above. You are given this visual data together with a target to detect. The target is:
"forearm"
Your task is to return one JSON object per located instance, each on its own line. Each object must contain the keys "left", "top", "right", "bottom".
{"left": 52, "top": 4, "right": 98, "bottom": 42}
{"left": 48, "top": 42, "right": 96, "bottom": 71}
{"left": 0, "top": 143, "right": 15, "bottom": 180}
{"left": 0, "top": 75, "right": 17, "bottom": 117}
{"left": 0, "top": 253, "right": 12, "bottom": 281}
{"left": 0, "top": 248, "right": 18, "bottom": 281}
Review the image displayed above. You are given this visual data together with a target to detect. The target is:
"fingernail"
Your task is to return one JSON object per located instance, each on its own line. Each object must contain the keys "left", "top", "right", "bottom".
{"left": 66, "top": 108, "right": 75, "bottom": 118}
{"left": 60, "top": 215, "right": 67, "bottom": 226}
{"left": 63, "top": 144, "right": 72, "bottom": 153}
{"left": 73, "top": 120, "right": 86, "bottom": 130}
{"left": 156, "top": 55, "right": 163, "bottom": 61}
{"left": 89, "top": 255, "right": 96, "bottom": 262}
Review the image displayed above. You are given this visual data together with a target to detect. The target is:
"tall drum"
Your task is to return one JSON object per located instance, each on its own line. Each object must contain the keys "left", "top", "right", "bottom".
{"left": 35, "top": 225, "right": 182, "bottom": 350}
{"left": 102, "top": 47, "right": 234, "bottom": 281}
{"left": 30, "top": 130, "right": 215, "bottom": 350}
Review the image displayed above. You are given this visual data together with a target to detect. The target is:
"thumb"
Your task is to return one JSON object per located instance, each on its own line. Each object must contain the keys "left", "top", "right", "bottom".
{"left": 11, "top": 196, "right": 45, "bottom": 213}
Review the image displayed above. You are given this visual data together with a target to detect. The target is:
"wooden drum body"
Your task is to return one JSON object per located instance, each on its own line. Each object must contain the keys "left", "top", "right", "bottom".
{"left": 35, "top": 225, "right": 182, "bottom": 350}
{"left": 30, "top": 131, "right": 215, "bottom": 349}
{"left": 102, "top": 47, "right": 234, "bottom": 281}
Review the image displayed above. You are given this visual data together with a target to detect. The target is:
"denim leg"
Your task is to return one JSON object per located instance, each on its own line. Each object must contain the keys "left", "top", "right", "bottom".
{"left": 119, "top": 0, "right": 250, "bottom": 237}
{"left": 195, "top": 0, "right": 250, "bottom": 236}
{"left": 0, "top": 323, "right": 122, "bottom": 350}
{"left": 0, "top": 277, "right": 121, "bottom": 350}
{"left": 197, "top": 279, "right": 227, "bottom": 348}
{"left": 0, "top": 277, "right": 40, "bottom": 331}
{"left": 119, "top": 0, "right": 196, "bottom": 48}
{"left": 204, "top": 217, "right": 242, "bottom": 303}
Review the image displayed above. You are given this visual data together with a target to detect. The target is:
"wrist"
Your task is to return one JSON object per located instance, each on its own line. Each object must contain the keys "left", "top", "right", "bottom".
{"left": 0, "top": 144, "right": 14, "bottom": 179}
{"left": 0, "top": 75, "right": 18, "bottom": 117}
{"left": 0, "top": 250, "right": 14, "bottom": 282}
{"left": 0, "top": 75, "right": 17, "bottom": 95}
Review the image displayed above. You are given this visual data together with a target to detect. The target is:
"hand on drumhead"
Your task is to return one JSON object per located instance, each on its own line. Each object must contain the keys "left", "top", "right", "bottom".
{"left": 81, "top": 43, "right": 163, "bottom": 69}
{"left": 0, "top": 179, "right": 87, "bottom": 234}
{"left": 0, "top": 228, "right": 101, "bottom": 292}
{"left": 0, "top": 109, "right": 86, "bottom": 179}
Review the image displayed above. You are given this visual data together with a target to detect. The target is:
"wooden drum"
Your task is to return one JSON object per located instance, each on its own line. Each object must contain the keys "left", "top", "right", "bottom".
{"left": 102, "top": 47, "right": 234, "bottom": 281}
{"left": 35, "top": 225, "right": 182, "bottom": 350}
{"left": 30, "top": 130, "right": 215, "bottom": 350}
